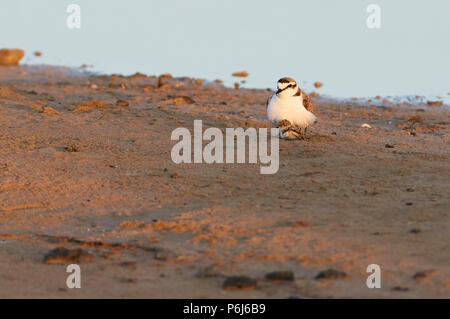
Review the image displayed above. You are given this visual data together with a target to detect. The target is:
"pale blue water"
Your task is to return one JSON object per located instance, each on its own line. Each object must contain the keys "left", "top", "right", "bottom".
{"left": 1, "top": 0, "right": 449, "bottom": 103}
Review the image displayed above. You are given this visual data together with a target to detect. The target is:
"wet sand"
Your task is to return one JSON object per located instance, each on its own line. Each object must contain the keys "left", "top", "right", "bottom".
{"left": 0, "top": 65, "right": 449, "bottom": 298}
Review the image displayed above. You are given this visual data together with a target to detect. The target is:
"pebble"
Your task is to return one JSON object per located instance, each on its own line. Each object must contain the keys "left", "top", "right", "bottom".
{"left": 44, "top": 247, "right": 94, "bottom": 264}
{"left": 265, "top": 271, "right": 295, "bottom": 282}
{"left": 426, "top": 101, "right": 442, "bottom": 107}
{"left": 412, "top": 271, "right": 427, "bottom": 281}
{"left": 385, "top": 144, "right": 394, "bottom": 148}
{"left": 223, "top": 276, "right": 257, "bottom": 290}
{"left": 231, "top": 71, "right": 248, "bottom": 78}
{"left": 64, "top": 145, "right": 80, "bottom": 153}
{"left": 410, "top": 228, "right": 421, "bottom": 234}
{"left": 315, "top": 269, "right": 347, "bottom": 280}
{"left": 40, "top": 106, "right": 59, "bottom": 114}
{"left": 314, "top": 81, "right": 323, "bottom": 88}
{"left": 116, "top": 100, "right": 130, "bottom": 107}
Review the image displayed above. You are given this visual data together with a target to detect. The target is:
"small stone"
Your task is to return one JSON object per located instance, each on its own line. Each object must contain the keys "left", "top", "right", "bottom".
{"left": 170, "top": 172, "right": 180, "bottom": 179}
{"left": 315, "top": 269, "right": 347, "bottom": 280}
{"left": 265, "top": 271, "right": 295, "bottom": 282}
{"left": 234, "top": 82, "right": 240, "bottom": 89}
{"left": 406, "top": 188, "right": 415, "bottom": 192}
{"left": 0, "top": 49, "right": 25, "bottom": 66}
{"left": 314, "top": 81, "right": 323, "bottom": 88}
{"left": 116, "top": 100, "right": 130, "bottom": 107}
{"left": 410, "top": 228, "right": 421, "bottom": 234}
{"left": 64, "top": 145, "right": 80, "bottom": 153}
{"left": 120, "top": 261, "right": 137, "bottom": 268}
{"left": 409, "top": 115, "right": 423, "bottom": 123}
{"left": 405, "top": 202, "right": 413, "bottom": 206}
{"left": 426, "top": 101, "right": 442, "bottom": 107}
{"left": 412, "top": 271, "right": 427, "bottom": 281}
{"left": 361, "top": 123, "right": 372, "bottom": 128}
{"left": 44, "top": 247, "right": 94, "bottom": 264}
{"left": 34, "top": 51, "right": 42, "bottom": 57}
{"left": 385, "top": 144, "right": 394, "bottom": 148}
{"left": 310, "top": 92, "right": 318, "bottom": 97}
{"left": 89, "top": 83, "right": 98, "bottom": 89}
{"left": 231, "top": 71, "right": 248, "bottom": 78}
{"left": 223, "top": 276, "right": 257, "bottom": 290}
{"left": 40, "top": 106, "right": 59, "bottom": 114}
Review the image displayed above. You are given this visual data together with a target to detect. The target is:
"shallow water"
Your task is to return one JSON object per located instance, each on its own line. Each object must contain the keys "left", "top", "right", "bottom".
{"left": 2, "top": 0, "right": 449, "bottom": 104}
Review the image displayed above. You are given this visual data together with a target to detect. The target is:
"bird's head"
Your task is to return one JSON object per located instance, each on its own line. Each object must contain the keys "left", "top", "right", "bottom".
{"left": 276, "top": 77, "right": 298, "bottom": 98}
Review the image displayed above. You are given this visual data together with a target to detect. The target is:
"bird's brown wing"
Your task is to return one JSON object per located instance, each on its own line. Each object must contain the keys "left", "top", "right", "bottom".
{"left": 294, "top": 88, "right": 314, "bottom": 113}
{"left": 302, "top": 91, "right": 314, "bottom": 113}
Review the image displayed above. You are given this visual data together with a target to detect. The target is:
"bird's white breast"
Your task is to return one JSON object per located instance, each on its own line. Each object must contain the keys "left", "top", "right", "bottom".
{"left": 267, "top": 94, "right": 316, "bottom": 128}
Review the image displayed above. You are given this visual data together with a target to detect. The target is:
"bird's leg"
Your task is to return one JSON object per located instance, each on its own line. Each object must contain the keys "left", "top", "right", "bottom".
{"left": 304, "top": 127, "right": 308, "bottom": 139}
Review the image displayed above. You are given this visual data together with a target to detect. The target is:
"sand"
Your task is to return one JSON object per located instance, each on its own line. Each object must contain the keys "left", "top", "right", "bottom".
{"left": 0, "top": 65, "right": 449, "bottom": 298}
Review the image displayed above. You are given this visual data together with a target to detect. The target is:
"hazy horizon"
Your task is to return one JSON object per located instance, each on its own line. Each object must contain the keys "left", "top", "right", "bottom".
{"left": 1, "top": 0, "right": 449, "bottom": 101}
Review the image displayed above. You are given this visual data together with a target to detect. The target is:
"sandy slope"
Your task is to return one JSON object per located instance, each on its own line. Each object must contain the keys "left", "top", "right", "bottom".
{"left": 0, "top": 65, "right": 449, "bottom": 298}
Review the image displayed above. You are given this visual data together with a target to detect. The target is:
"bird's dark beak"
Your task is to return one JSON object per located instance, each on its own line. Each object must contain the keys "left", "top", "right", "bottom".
{"left": 276, "top": 88, "right": 282, "bottom": 94}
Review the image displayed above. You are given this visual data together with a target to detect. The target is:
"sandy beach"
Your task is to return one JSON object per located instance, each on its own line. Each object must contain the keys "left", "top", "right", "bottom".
{"left": 0, "top": 65, "right": 449, "bottom": 298}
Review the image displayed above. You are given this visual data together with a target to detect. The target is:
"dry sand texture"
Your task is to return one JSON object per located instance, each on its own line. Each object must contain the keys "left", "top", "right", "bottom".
{"left": 0, "top": 65, "right": 449, "bottom": 298}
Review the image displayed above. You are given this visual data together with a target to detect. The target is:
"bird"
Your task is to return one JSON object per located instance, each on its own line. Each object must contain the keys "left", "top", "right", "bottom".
{"left": 266, "top": 77, "right": 316, "bottom": 139}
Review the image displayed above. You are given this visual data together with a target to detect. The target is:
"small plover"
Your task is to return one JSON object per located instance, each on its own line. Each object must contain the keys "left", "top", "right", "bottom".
{"left": 266, "top": 77, "right": 316, "bottom": 139}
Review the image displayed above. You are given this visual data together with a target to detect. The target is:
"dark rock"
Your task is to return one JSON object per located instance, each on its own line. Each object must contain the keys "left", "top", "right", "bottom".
{"left": 410, "top": 228, "right": 421, "bottom": 234}
{"left": 412, "top": 271, "right": 427, "bottom": 281}
{"left": 44, "top": 247, "right": 94, "bottom": 264}
{"left": 223, "top": 276, "right": 257, "bottom": 290}
{"left": 315, "top": 269, "right": 347, "bottom": 280}
{"left": 385, "top": 144, "right": 394, "bottom": 148}
{"left": 265, "top": 271, "right": 295, "bottom": 282}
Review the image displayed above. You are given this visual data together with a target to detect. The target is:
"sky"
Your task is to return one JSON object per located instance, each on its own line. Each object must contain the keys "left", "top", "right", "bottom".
{"left": 1, "top": 0, "right": 449, "bottom": 100}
